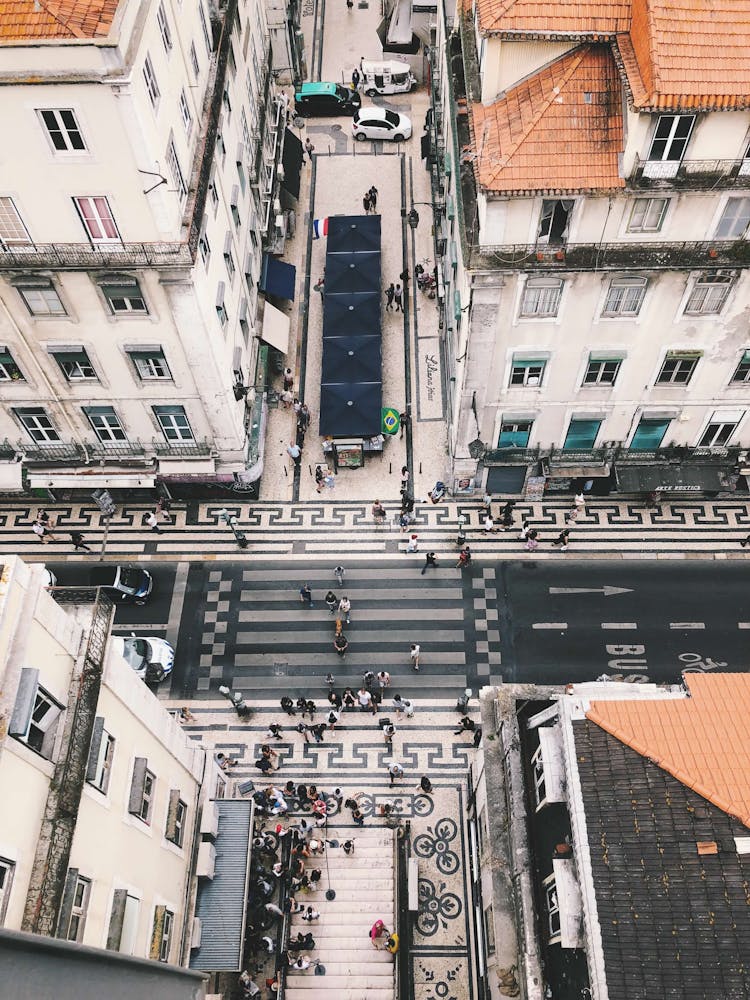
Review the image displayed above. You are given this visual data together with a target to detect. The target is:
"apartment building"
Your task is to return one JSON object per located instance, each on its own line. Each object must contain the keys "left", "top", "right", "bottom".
{"left": 0, "top": 0, "right": 297, "bottom": 500}
{"left": 430, "top": 0, "right": 750, "bottom": 497}
{"left": 0, "top": 555, "right": 209, "bottom": 963}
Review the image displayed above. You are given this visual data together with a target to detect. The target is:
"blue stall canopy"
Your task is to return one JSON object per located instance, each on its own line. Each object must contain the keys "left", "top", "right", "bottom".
{"left": 328, "top": 214, "right": 382, "bottom": 253}
{"left": 260, "top": 254, "right": 296, "bottom": 301}
{"left": 319, "top": 381, "right": 382, "bottom": 437}
{"left": 325, "top": 252, "right": 380, "bottom": 295}
{"left": 322, "top": 335, "right": 382, "bottom": 383}
{"left": 323, "top": 291, "right": 381, "bottom": 338}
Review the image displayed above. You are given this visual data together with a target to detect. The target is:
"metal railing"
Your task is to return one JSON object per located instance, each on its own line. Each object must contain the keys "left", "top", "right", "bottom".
{"left": 18, "top": 437, "right": 211, "bottom": 463}
{"left": 0, "top": 241, "right": 193, "bottom": 271}
{"left": 630, "top": 155, "right": 750, "bottom": 189}
{"left": 394, "top": 821, "right": 412, "bottom": 1000}
{"left": 152, "top": 438, "right": 213, "bottom": 457}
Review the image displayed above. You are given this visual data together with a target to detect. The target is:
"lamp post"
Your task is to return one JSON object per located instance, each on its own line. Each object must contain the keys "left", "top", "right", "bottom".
{"left": 218, "top": 507, "right": 249, "bottom": 549}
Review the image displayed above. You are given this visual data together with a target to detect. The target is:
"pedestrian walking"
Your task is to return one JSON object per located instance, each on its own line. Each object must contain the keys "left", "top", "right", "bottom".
{"left": 325, "top": 590, "right": 338, "bottom": 614}
{"left": 394, "top": 283, "right": 403, "bottom": 311}
{"left": 401, "top": 467, "right": 409, "bottom": 492}
{"left": 369, "top": 185, "right": 378, "bottom": 211}
{"left": 327, "top": 708, "right": 340, "bottom": 731}
{"left": 363, "top": 192, "right": 371, "bottom": 213}
{"left": 399, "top": 267, "right": 410, "bottom": 286}
{"left": 287, "top": 441, "right": 302, "bottom": 467}
{"left": 315, "top": 465, "right": 325, "bottom": 493}
{"left": 36, "top": 509, "right": 56, "bottom": 529}
{"left": 388, "top": 762, "right": 404, "bottom": 785}
{"left": 399, "top": 409, "right": 410, "bottom": 440}
{"left": 297, "top": 721, "right": 312, "bottom": 743}
{"left": 410, "top": 643, "right": 420, "bottom": 672}
{"left": 407, "top": 533, "right": 419, "bottom": 553}
{"left": 284, "top": 368, "right": 294, "bottom": 392}
{"left": 334, "top": 631, "right": 349, "bottom": 657}
{"left": 399, "top": 512, "right": 410, "bottom": 532}
{"left": 281, "top": 696, "right": 297, "bottom": 715}
{"left": 454, "top": 716, "right": 476, "bottom": 736}
{"left": 298, "top": 404, "right": 311, "bottom": 431}
{"left": 382, "top": 721, "right": 395, "bottom": 746}
{"left": 377, "top": 670, "right": 391, "bottom": 691}
{"left": 70, "top": 530, "right": 92, "bottom": 552}
{"left": 305, "top": 699, "right": 316, "bottom": 719}
{"left": 385, "top": 283, "right": 395, "bottom": 310}
{"left": 456, "top": 546, "right": 472, "bottom": 569}
{"left": 525, "top": 528, "right": 539, "bottom": 551}
{"left": 343, "top": 839, "right": 355, "bottom": 855}
{"left": 564, "top": 507, "right": 580, "bottom": 525}
{"left": 266, "top": 723, "right": 283, "bottom": 741}
{"left": 346, "top": 0, "right": 353, "bottom": 9}
{"left": 305, "top": 137, "right": 315, "bottom": 161}
{"left": 311, "top": 723, "right": 326, "bottom": 743}
{"left": 484, "top": 514, "right": 495, "bottom": 533}
{"left": 146, "top": 511, "right": 161, "bottom": 533}
{"left": 421, "top": 552, "right": 438, "bottom": 575}
{"left": 420, "top": 775, "right": 433, "bottom": 794}
{"left": 357, "top": 686, "right": 373, "bottom": 712}
{"left": 473, "top": 727, "right": 483, "bottom": 748}
{"left": 343, "top": 687, "right": 357, "bottom": 709}
{"left": 156, "top": 497, "right": 173, "bottom": 523}
{"left": 482, "top": 492, "right": 492, "bottom": 514}
{"left": 372, "top": 498, "right": 387, "bottom": 522}
{"left": 401, "top": 494, "right": 415, "bottom": 515}
{"left": 520, "top": 520, "right": 531, "bottom": 541}
{"left": 338, "top": 596, "right": 351, "bottom": 624}
{"left": 362, "top": 670, "right": 375, "bottom": 693}
{"left": 392, "top": 694, "right": 414, "bottom": 718}
{"left": 313, "top": 276, "right": 325, "bottom": 296}
{"left": 500, "top": 501, "right": 515, "bottom": 530}
{"left": 351, "top": 67, "right": 360, "bottom": 89}
{"left": 552, "top": 529, "right": 570, "bottom": 551}
{"left": 299, "top": 584, "right": 313, "bottom": 607}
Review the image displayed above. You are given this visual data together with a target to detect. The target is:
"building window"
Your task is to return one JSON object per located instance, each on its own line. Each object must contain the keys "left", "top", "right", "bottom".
{"left": 107, "top": 891, "right": 140, "bottom": 954}
{"left": 198, "top": 215, "right": 210, "bottom": 266}
{"left": 656, "top": 353, "right": 699, "bottom": 385}
{"left": 166, "top": 139, "right": 188, "bottom": 202}
{"left": 0, "top": 196, "right": 32, "bottom": 246}
{"left": 224, "top": 235, "right": 236, "bottom": 282}
{"left": 537, "top": 199, "right": 573, "bottom": 245}
{"left": 222, "top": 87, "right": 232, "bottom": 121}
{"left": 101, "top": 279, "right": 148, "bottom": 314}
{"left": 0, "top": 349, "right": 24, "bottom": 381}
{"left": 156, "top": 1, "right": 172, "bottom": 52}
{"left": 509, "top": 358, "right": 546, "bottom": 387}
{"left": 216, "top": 281, "right": 228, "bottom": 327}
{"left": 86, "top": 717, "right": 115, "bottom": 793}
{"left": 128, "top": 759, "right": 156, "bottom": 824}
{"left": 143, "top": 55, "right": 160, "bottom": 108}
{"left": 602, "top": 277, "right": 647, "bottom": 317}
{"left": 498, "top": 420, "right": 532, "bottom": 448}
{"left": 38, "top": 108, "right": 86, "bottom": 152}
{"left": 153, "top": 405, "right": 194, "bottom": 441}
{"left": 520, "top": 279, "right": 563, "bottom": 318}
{"left": 583, "top": 357, "right": 622, "bottom": 386}
{"left": 543, "top": 875, "right": 561, "bottom": 942}
{"left": 179, "top": 90, "right": 193, "bottom": 136}
{"left": 208, "top": 171, "right": 219, "bottom": 212}
{"left": 14, "top": 407, "right": 60, "bottom": 443}
{"left": 699, "top": 420, "right": 737, "bottom": 447}
{"left": 0, "top": 858, "right": 15, "bottom": 927}
{"left": 483, "top": 904, "right": 496, "bottom": 957}
{"left": 684, "top": 273, "right": 733, "bottom": 315}
{"left": 166, "top": 790, "right": 188, "bottom": 847}
{"left": 627, "top": 197, "right": 668, "bottom": 232}
{"left": 648, "top": 114, "right": 695, "bottom": 162}
{"left": 84, "top": 406, "right": 127, "bottom": 443}
{"left": 199, "top": 2, "right": 212, "bottom": 55}
{"left": 17, "top": 280, "right": 66, "bottom": 316}
{"left": 731, "top": 352, "right": 750, "bottom": 384}
{"left": 531, "top": 744, "right": 546, "bottom": 807}
{"left": 53, "top": 349, "right": 97, "bottom": 381}
{"left": 73, "top": 196, "right": 119, "bottom": 242}
{"left": 128, "top": 349, "right": 171, "bottom": 380}
{"left": 150, "top": 907, "right": 175, "bottom": 962}
{"left": 189, "top": 42, "right": 200, "bottom": 78}
{"left": 630, "top": 416, "right": 670, "bottom": 450}
{"left": 62, "top": 873, "right": 91, "bottom": 943}
{"left": 715, "top": 198, "right": 750, "bottom": 239}
{"left": 8, "top": 670, "right": 63, "bottom": 758}
{"left": 563, "top": 418, "right": 601, "bottom": 450}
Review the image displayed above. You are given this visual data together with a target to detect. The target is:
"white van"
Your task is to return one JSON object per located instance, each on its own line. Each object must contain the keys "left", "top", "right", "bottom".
{"left": 360, "top": 59, "right": 416, "bottom": 96}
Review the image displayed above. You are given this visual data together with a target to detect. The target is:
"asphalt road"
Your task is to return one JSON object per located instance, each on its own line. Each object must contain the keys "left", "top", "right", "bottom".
{"left": 46, "top": 559, "right": 750, "bottom": 696}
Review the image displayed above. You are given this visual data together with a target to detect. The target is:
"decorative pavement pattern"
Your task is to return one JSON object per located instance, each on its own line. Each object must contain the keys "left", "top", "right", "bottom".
{"left": 177, "top": 701, "right": 479, "bottom": 1000}
{"left": 4, "top": 498, "right": 750, "bottom": 560}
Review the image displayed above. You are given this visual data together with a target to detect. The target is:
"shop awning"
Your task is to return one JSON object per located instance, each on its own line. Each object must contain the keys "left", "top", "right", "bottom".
{"left": 26, "top": 472, "right": 156, "bottom": 489}
{"left": 615, "top": 464, "right": 726, "bottom": 493}
{"left": 259, "top": 254, "right": 296, "bottom": 301}
{"left": 545, "top": 461, "right": 611, "bottom": 479}
{"left": 281, "top": 128, "right": 303, "bottom": 200}
{"left": 260, "top": 301, "right": 290, "bottom": 354}
{"left": 328, "top": 215, "right": 381, "bottom": 253}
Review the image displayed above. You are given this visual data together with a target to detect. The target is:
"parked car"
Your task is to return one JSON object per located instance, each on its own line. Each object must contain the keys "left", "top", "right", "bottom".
{"left": 352, "top": 107, "right": 412, "bottom": 142}
{"left": 90, "top": 565, "right": 153, "bottom": 604}
{"left": 112, "top": 633, "right": 174, "bottom": 683}
{"left": 360, "top": 59, "right": 416, "bottom": 95}
{"left": 294, "top": 82, "right": 361, "bottom": 117}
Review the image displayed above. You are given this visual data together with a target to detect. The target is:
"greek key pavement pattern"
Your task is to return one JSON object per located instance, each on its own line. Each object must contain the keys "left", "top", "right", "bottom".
{"left": 4, "top": 498, "right": 750, "bottom": 560}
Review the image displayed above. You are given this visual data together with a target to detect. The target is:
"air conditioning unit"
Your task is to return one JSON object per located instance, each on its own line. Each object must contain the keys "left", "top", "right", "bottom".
{"left": 200, "top": 801, "right": 219, "bottom": 838}
{"left": 191, "top": 917, "right": 202, "bottom": 948}
{"left": 273, "top": 198, "right": 282, "bottom": 212}
{"left": 197, "top": 841, "right": 216, "bottom": 879}
{"left": 277, "top": 165, "right": 285, "bottom": 180}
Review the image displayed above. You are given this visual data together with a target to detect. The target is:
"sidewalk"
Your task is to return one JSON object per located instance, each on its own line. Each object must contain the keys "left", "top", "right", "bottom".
{"left": 5, "top": 497, "right": 750, "bottom": 561}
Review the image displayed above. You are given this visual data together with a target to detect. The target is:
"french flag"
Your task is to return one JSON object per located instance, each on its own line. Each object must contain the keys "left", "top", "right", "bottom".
{"left": 312, "top": 217, "right": 329, "bottom": 239}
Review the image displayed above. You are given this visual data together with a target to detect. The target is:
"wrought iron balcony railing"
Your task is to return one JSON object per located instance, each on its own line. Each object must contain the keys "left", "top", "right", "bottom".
{"left": 18, "top": 437, "right": 212, "bottom": 464}
{"left": 153, "top": 438, "right": 213, "bottom": 457}
{"left": 629, "top": 155, "right": 750, "bottom": 190}
{"left": 0, "top": 241, "right": 192, "bottom": 272}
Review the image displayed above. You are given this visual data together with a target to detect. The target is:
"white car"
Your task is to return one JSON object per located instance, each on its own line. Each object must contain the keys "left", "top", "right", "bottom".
{"left": 352, "top": 107, "right": 412, "bottom": 142}
{"left": 112, "top": 634, "right": 175, "bottom": 684}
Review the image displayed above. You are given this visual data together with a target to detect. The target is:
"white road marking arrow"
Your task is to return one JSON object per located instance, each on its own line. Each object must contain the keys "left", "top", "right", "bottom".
{"left": 548, "top": 586, "right": 633, "bottom": 596}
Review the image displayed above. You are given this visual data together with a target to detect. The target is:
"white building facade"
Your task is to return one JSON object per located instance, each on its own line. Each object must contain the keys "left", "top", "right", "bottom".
{"left": 0, "top": 0, "right": 296, "bottom": 500}
{"left": 430, "top": 0, "right": 750, "bottom": 497}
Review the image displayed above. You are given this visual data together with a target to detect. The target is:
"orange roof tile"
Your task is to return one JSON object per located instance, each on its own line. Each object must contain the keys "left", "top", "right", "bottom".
{"left": 586, "top": 673, "right": 750, "bottom": 828}
{"left": 475, "top": 0, "right": 631, "bottom": 35}
{"left": 621, "top": 0, "right": 750, "bottom": 110}
{"left": 470, "top": 44, "right": 625, "bottom": 194}
{"left": 0, "top": 0, "right": 119, "bottom": 40}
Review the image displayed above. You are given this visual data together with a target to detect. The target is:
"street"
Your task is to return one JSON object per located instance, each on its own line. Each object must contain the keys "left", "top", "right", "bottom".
{"left": 47, "top": 559, "right": 750, "bottom": 698}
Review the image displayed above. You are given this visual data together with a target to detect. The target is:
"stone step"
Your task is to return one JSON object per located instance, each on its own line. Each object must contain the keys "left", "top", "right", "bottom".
{"left": 291, "top": 916, "right": 395, "bottom": 932}
{"left": 283, "top": 989, "right": 394, "bottom": 1000}
{"left": 288, "top": 936, "right": 395, "bottom": 955}
{"left": 293, "top": 888, "right": 395, "bottom": 903}
{"left": 288, "top": 962, "right": 394, "bottom": 978}
{"left": 286, "top": 975, "right": 394, "bottom": 990}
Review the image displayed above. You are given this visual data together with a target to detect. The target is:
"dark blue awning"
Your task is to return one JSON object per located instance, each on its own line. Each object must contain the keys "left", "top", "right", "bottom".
{"left": 260, "top": 254, "right": 296, "bottom": 301}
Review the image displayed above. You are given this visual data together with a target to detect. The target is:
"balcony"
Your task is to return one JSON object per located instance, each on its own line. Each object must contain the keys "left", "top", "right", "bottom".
{"left": 19, "top": 437, "right": 211, "bottom": 464}
{"left": 0, "top": 241, "right": 193, "bottom": 272}
{"left": 468, "top": 238, "right": 750, "bottom": 272}
{"left": 629, "top": 155, "right": 750, "bottom": 190}
{"left": 153, "top": 438, "right": 213, "bottom": 457}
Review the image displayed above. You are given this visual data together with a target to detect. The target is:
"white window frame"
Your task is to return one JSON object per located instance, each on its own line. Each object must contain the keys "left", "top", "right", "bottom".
{"left": 156, "top": 1, "right": 173, "bottom": 53}
{"left": 0, "top": 349, "right": 24, "bottom": 381}
{"left": 684, "top": 274, "right": 732, "bottom": 316}
{"left": 543, "top": 874, "right": 561, "bottom": 942}
{"left": 698, "top": 420, "right": 738, "bottom": 448}
{"left": 14, "top": 407, "right": 61, "bottom": 443}
{"left": 130, "top": 350, "right": 171, "bottom": 380}
{"left": 66, "top": 875, "right": 91, "bottom": 942}
{"left": 656, "top": 353, "right": 699, "bottom": 385}
{"left": 154, "top": 405, "right": 195, "bottom": 441}
{"left": 509, "top": 358, "right": 546, "bottom": 387}
{"left": 531, "top": 745, "right": 546, "bottom": 807}
{"left": 166, "top": 138, "right": 188, "bottom": 202}
{"left": 715, "top": 198, "right": 750, "bottom": 240}
{"left": 179, "top": 90, "right": 193, "bottom": 137}
{"left": 143, "top": 54, "right": 161, "bottom": 108}
{"left": 0, "top": 858, "right": 15, "bottom": 927}
{"left": 159, "top": 908, "right": 175, "bottom": 962}
{"left": 731, "top": 353, "right": 750, "bottom": 384}
{"left": 199, "top": 2, "right": 212, "bottom": 55}
{"left": 89, "top": 729, "right": 115, "bottom": 793}
{"left": 37, "top": 108, "right": 86, "bottom": 152}
{"left": 84, "top": 406, "right": 127, "bottom": 444}
{"left": 627, "top": 197, "right": 668, "bottom": 233}
{"left": 17, "top": 281, "right": 66, "bottom": 316}
{"left": 137, "top": 768, "right": 156, "bottom": 823}
{"left": 0, "top": 196, "right": 32, "bottom": 247}
{"left": 520, "top": 279, "right": 563, "bottom": 318}
{"left": 602, "top": 277, "right": 647, "bottom": 317}
{"left": 73, "top": 196, "right": 120, "bottom": 243}
{"left": 189, "top": 41, "right": 200, "bottom": 78}
{"left": 583, "top": 357, "right": 622, "bottom": 386}
{"left": 54, "top": 350, "right": 97, "bottom": 381}
{"left": 101, "top": 280, "right": 148, "bottom": 315}
{"left": 647, "top": 114, "right": 695, "bottom": 162}
{"left": 25, "top": 686, "right": 63, "bottom": 758}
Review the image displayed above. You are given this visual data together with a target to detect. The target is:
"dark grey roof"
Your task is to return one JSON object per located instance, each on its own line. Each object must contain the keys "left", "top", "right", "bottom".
{"left": 189, "top": 799, "right": 253, "bottom": 973}
{"left": 573, "top": 719, "right": 750, "bottom": 1000}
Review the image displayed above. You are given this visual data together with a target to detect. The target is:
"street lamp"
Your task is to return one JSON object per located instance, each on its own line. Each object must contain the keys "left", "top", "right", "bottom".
{"left": 218, "top": 507, "right": 249, "bottom": 549}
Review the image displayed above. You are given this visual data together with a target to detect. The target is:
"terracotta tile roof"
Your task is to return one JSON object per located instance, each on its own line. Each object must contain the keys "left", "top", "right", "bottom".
{"left": 475, "top": 0, "right": 631, "bottom": 35}
{"left": 0, "top": 0, "right": 119, "bottom": 40}
{"left": 621, "top": 0, "right": 750, "bottom": 110}
{"left": 470, "top": 44, "right": 625, "bottom": 194}
{"left": 587, "top": 673, "right": 750, "bottom": 827}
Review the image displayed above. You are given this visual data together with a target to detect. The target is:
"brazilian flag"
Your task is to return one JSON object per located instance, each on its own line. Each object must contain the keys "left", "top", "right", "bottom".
{"left": 382, "top": 407, "right": 400, "bottom": 435}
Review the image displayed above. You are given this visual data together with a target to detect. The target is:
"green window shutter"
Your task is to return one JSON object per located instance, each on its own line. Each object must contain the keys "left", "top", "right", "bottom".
{"left": 9, "top": 667, "right": 39, "bottom": 736}
{"left": 444, "top": 153, "right": 452, "bottom": 177}
{"left": 150, "top": 905, "right": 166, "bottom": 960}
{"left": 563, "top": 419, "right": 601, "bottom": 450}
{"left": 56, "top": 868, "right": 79, "bottom": 939}
{"left": 107, "top": 889, "right": 128, "bottom": 951}
{"left": 447, "top": 195, "right": 455, "bottom": 220}
{"left": 454, "top": 290, "right": 462, "bottom": 321}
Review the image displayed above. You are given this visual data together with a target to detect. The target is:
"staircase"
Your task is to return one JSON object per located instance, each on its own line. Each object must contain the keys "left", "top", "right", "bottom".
{"left": 284, "top": 825, "right": 396, "bottom": 1000}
